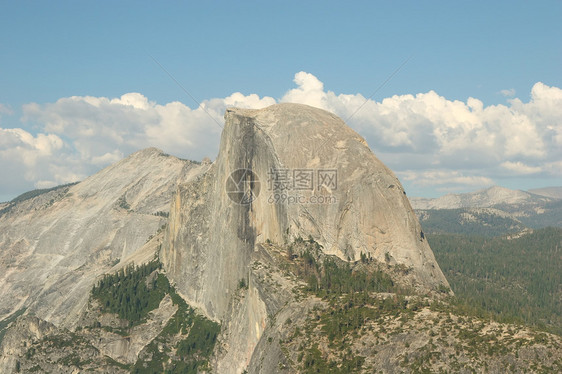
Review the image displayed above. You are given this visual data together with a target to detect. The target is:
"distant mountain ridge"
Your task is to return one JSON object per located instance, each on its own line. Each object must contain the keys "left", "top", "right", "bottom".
{"left": 411, "top": 186, "right": 562, "bottom": 235}
{"left": 529, "top": 186, "right": 562, "bottom": 200}
{"left": 414, "top": 187, "right": 562, "bottom": 336}
{"left": 410, "top": 185, "right": 557, "bottom": 210}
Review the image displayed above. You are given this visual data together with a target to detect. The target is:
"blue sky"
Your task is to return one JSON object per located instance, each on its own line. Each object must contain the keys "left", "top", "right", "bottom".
{"left": 1, "top": 1, "right": 561, "bottom": 200}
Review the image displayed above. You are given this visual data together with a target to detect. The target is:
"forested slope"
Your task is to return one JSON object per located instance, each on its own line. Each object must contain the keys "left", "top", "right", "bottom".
{"left": 428, "top": 227, "right": 562, "bottom": 335}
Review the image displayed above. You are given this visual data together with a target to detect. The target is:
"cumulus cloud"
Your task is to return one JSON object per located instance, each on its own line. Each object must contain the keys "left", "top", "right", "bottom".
{"left": 282, "top": 72, "right": 329, "bottom": 108}
{"left": 22, "top": 91, "right": 274, "bottom": 156}
{"left": 1, "top": 72, "right": 561, "bottom": 199}
{"left": 280, "top": 72, "right": 562, "bottom": 192}
{"left": 0, "top": 91, "right": 274, "bottom": 198}
{"left": 500, "top": 161, "right": 542, "bottom": 175}
{"left": 23, "top": 94, "right": 213, "bottom": 162}
{"left": 0, "top": 127, "right": 79, "bottom": 196}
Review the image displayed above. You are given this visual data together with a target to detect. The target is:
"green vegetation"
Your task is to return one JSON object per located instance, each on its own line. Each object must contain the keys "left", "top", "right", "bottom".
{"left": 281, "top": 237, "right": 407, "bottom": 372}
{"left": 418, "top": 198, "right": 562, "bottom": 236}
{"left": 428, "top": 227, "right": 562, "bottom": 335}
{"left": 287, "top": 236, "right": 395, "bottom": 299}
{"left": 0, "top": 182, "right": 78, "bottom": 216}
{"left": 117, "top": 195, "right": 131, "bottom": 210}
{"left": 318, "top": 294, "right": 414, "bottom": 343}
{"left": 418, "top": 208, "right": 525, "bottom": 236}
{"left": 86, "top": 260, "right": 221, "bottom": 373}
{"left": 306, "top": 256, "right": 395, "bottom": 296}
{"left": 153, "top": 211, "right": 169, "bottom": 218}
{"left": 290, "top": 293, "right": 433, "bottom": 373}
{"left": 289, "top": 291, "right": 561, "bottom": 373}
{"left": 238, "top": 278, "right": 248, "bottom": 290}
{"left": 279, "top": 232, "right": 562, "bottom": 372}
{"left": 9, "top": 182, "right": 78, "bottom": 205}
{"left": 91, "top": 260, "right": 165, "bottom": 326}
{"left": 21, "top": 331, "right": 100, "bottom": 372}
{"left": 12, "top": 260, "right": 220, "bottom": 373}
{"left": 176, "top": 315, "right": 221, "bottom": 358}
{"left": 300, "top": 343, "right": 364, "bottom": 374}
{"left": 495, "top": 200, "right": 562, "bottom": 229}
{"left": 89, "top": 260, "right": 219, "bottom": 373}
{"left": 132, "top": 285, "right": 220, "bottom": 374}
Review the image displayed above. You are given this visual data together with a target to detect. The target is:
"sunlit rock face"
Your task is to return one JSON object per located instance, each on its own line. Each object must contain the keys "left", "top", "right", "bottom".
{"left": 161, "top": 103, "right": 449, "bottom": 372}
{"left": 0, "top": 148, "right": 207, "bottom": 329}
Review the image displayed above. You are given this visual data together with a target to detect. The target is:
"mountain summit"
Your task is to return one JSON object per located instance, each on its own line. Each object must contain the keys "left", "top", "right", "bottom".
{"left": 2, "top": 104, "right": 560, "bottom": 373}
{"left": 161, "top": 103, "right": 450, "bottom": 371}
{"left": 163, "top": 103, "right": 448, "bottom": 312}
{"left": 410, "top": 185, "right": 554, "bottom": 210}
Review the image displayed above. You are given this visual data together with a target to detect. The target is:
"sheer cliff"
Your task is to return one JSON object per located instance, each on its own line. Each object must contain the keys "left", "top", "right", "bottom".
{"left": 1, "top": 104, "right": 560, "bottom": 374}
{"left": 162, "top": 103, "right": 448, "bottom": 314}
{"left": 161, "top": 103, "right": 451, "bottom": 372}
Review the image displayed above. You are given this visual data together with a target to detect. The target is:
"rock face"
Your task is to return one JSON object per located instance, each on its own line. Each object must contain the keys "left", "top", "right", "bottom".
{"left": 1, "top": 104, "right": 560, "bottom": 373}
{"left": 161, "top": 103, "right": 450, "bottom": 372}
{"left": 0, "top": 148, "right": 208, "bottom": 328}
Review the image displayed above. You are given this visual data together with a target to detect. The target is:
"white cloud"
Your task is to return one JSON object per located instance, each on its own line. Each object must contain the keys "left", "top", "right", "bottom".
{"left": 91, "top": 150, "right": 124, "bottom": 166}
{"left": 21, "top": 91, "right": 276, "bottom": 162}
{"left": 280, "top": 74, "right": 561, "bottom": 192}
{"left": 544, "top": 161, "right": 562, "bottom": 176}
{"left": 500, "top": 88, "right": 516, "bottom": 97}
{"left": 0, "top": 128, "right": 64, "bottom": 166}
{"left": 0, "top": 128, "right": 78, "bottom": 195}
{"left": 399, "top": 170, "right": 495, "bottom": 189}
{"left": 1, "top": 73, "right": 561, "bottom": 199}
{"left": 1, "top": 91, "right": 274, "bottom": 197}
{"left": 281, "top": 72, "right": 328, "bottom": 109}
{"left": 500, "top": 161, "right": 542, "bottom": 175}
{"left": 221, "top": 92, "right": 276, "bottom": 109}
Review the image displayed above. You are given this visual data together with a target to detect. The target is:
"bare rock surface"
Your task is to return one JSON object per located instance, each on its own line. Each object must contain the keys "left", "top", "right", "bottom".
{"left": 0, "top": 104, "right": 559, "bottom": 373}
{"left": 0, "top": 148, "right": 208, "bottom": 328}
{"left": 77, "top": 294, "right": 178, "bottom": 364}
{"left": 161, "top": 103, "right": 450, "bottom": 372}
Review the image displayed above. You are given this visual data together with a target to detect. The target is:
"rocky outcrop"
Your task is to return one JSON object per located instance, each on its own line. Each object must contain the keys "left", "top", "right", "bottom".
{"left": 77, "top": 294, "right": 178, "bottom": 364}
{"left": 161, "top": 103, "right": 450, "bottom": 372}
{"left": 0, "top": 316, "right": 58, "bottom": 373}
{"left": 0, "top": 148, "right": 208, "bottom": 328}
{"left": 0, "top": 104, "right": 559, "bottom": 373}
{"left": 0, "top": 285, "right": 179, "bottom": 374}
